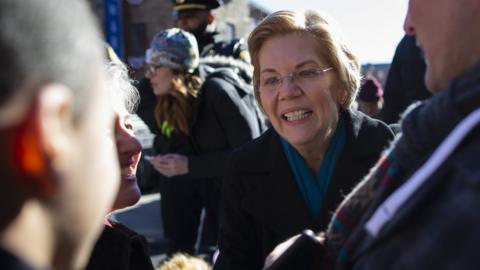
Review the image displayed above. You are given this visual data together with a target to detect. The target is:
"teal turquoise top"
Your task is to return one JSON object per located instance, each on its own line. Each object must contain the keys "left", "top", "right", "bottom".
{"left": 280, "top": 115, "right": 346, "bottom": 220}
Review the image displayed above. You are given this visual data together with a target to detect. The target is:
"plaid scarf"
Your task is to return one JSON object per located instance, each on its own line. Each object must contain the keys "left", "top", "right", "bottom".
{"left": 324, "top": 144, "right": 404, "bottom": 269}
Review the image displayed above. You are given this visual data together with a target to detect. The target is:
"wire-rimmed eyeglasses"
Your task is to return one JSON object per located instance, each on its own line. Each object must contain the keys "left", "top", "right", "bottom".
{"left": 259, "top": 67, "right": 333, "bottom": 93}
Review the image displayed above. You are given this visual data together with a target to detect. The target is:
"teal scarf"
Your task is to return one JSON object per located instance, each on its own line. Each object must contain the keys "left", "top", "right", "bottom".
{"left": 281, "top": 115, "right": 346, "bottom": 220}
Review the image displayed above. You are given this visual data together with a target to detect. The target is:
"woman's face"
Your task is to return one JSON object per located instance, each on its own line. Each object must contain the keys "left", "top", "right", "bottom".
{"left": 146, "top": 66, "right": 174, "bottom": 96}
{"left": 258, "top": 33, "right": 341, "bottom": 151}
{"left": 112, "top": 113, "right": 142, "bottom": 211}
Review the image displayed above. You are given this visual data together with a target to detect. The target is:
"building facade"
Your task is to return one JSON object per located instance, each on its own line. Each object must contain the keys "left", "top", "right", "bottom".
{"left": 88, "top": 0, "right": 268, "bottom": 79}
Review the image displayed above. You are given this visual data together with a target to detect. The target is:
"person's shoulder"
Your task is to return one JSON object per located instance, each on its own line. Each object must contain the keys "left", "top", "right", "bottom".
{"left": 97, "top": 223, "right": 132, "bottom": 243}
{"left": 110, "top": 221, "right": 143, "bottom": 238}
{"left": 199, "top": 75, "right": 230, "bottom": 100}
{"left": 214, "top": 37, "right": 249, "bottom": 61}
{"left": 215, "top": 37, "right": 244, "bottom": 48}
{"left": 347, "top": 109, "right": 391, "bottom": 130}
{"left": 229, "top": 128, "right": 276, "bottom": 171}
{"left": 345, "top": 109, "right": 395, "bottom": 151}
{"left": 0, "top": 248, "right": 36, "bottom": 270}
{"left": 200, "top": 71, "right": 243, "bottom": 106}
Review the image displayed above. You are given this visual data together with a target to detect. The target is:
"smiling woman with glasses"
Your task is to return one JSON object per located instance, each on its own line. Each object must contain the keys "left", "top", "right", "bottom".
{"left": 214, "top": 10, "right": 394, "bottom": 270}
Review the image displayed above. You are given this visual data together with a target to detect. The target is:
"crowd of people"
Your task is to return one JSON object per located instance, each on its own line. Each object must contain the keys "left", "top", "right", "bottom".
{"left": 1, "top": 0, "right": 480, "bottom": 270}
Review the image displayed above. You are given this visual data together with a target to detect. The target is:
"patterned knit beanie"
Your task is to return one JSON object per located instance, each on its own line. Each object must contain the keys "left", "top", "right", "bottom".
{"left": 145, "top": 28, "right": 199, "bottom": 73}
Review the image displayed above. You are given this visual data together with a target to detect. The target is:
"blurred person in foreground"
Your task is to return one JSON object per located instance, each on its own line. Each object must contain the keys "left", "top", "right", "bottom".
{"left": 213, "top": 10, "right": 394, "bottom": 270}
{"left": 266, "top": 0, "right": 480, "bottom": 269}
{"left": 0, "top": 1, "right": 119, "bottom": 269}
{"left": 145, "top": 28, "right": 262, "bottom": 257}
{"left": 356, "top": 76, "right": 384, "bottom": 118}
{"left": 85, "top": 48, "right": 154, "bottom": 270}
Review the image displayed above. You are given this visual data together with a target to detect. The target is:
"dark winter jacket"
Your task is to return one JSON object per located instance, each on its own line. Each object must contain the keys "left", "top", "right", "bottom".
{"left": 379, "top": 35, "right": 431, "bottom": 124}
{"left": 154, "top": 66, "right": 263, "bottom": 183}
{"left": 325, "top": 61, "right": 480, "bottom": 270}
{"left": 214, "top": 109, "right": 394, "bottom": 270}
{"left": 86, "top": 221, "right": 154, "bottom": 270}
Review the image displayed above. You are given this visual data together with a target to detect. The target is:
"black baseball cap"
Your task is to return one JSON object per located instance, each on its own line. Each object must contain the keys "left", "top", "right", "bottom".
{"left": 171, "top": 0, "right": 223, "bottom": 11}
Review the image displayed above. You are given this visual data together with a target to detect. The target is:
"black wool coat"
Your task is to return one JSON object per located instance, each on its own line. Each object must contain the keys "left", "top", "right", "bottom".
{"left": 86, "top": 222, "right": 154, "bottom": 270}
{"left": 214, "top": 109, "right": 394, "bottom": 270}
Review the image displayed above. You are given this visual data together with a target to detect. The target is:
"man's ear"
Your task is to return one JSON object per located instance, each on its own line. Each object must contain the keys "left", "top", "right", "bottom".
{"left": 14, "top": 84, "right": 74, "bottom": 198}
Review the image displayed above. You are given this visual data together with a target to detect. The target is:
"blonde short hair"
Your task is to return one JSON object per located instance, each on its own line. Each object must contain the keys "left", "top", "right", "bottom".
{"left": 158, "top": 254, "right": 211, "bottom": 270}
{"left": 248, "top": 10, "right": 361, "bottom": 109}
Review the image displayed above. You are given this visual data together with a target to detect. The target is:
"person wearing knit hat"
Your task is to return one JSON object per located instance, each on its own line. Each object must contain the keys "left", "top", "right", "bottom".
{"left": 357, "top": 76, "right": 384, "bottom": 118}
{"left": 136, "top": 0, "right": 251, "bottom": 131}
{"left": 146, "top": 28, "right": 199, "bottom": 74}
{"left": 144, "top": 28, "right": 262, "bottom": 258}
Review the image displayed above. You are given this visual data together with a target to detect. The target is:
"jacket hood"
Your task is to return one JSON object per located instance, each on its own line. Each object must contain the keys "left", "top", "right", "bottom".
{"left": 198, "top": 54, "right": 253, "bottom": 83}
{"left": 197, "top": 56, "right": 254, "bottom": 97}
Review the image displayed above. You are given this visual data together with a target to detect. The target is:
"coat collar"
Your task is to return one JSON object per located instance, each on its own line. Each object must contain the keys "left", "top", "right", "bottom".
{"left": 236, "top": 109, "right": 372, "bottom": 173}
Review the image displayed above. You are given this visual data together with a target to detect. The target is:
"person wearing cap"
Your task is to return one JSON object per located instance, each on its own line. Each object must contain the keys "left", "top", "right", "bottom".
{"left": 144, "top": 28, "right": 261, "bottom": 257}
{"left": 172, "top": 0, "right": 250, "bottom": 63}
{"left": 356, "top": 76, "right": 384, "bottom": 118}
{"left": 0, "top": 1, "right": 120, "bottom": 269}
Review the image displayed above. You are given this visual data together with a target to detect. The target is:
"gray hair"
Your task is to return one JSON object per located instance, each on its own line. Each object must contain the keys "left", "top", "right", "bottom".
{"left": 104, "top": 61, "right": 140, "bottom": 115}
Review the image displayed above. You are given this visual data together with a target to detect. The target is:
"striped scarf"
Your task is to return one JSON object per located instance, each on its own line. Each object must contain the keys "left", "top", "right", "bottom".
{"left": 324, "top": 145, "right": 404, "bottom": 269}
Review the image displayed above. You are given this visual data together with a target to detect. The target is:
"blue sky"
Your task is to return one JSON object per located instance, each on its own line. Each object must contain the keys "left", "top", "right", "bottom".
{"left": 250, "top": 0, "right": 409, "bottom": 64}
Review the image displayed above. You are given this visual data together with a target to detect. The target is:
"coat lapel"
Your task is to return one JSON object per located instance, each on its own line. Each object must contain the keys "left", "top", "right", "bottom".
{"left": 241, "top": 130, "right": 315, "bottom": 237}
{"left": 317, "top": 110, "right": 368, "bottom": 229}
